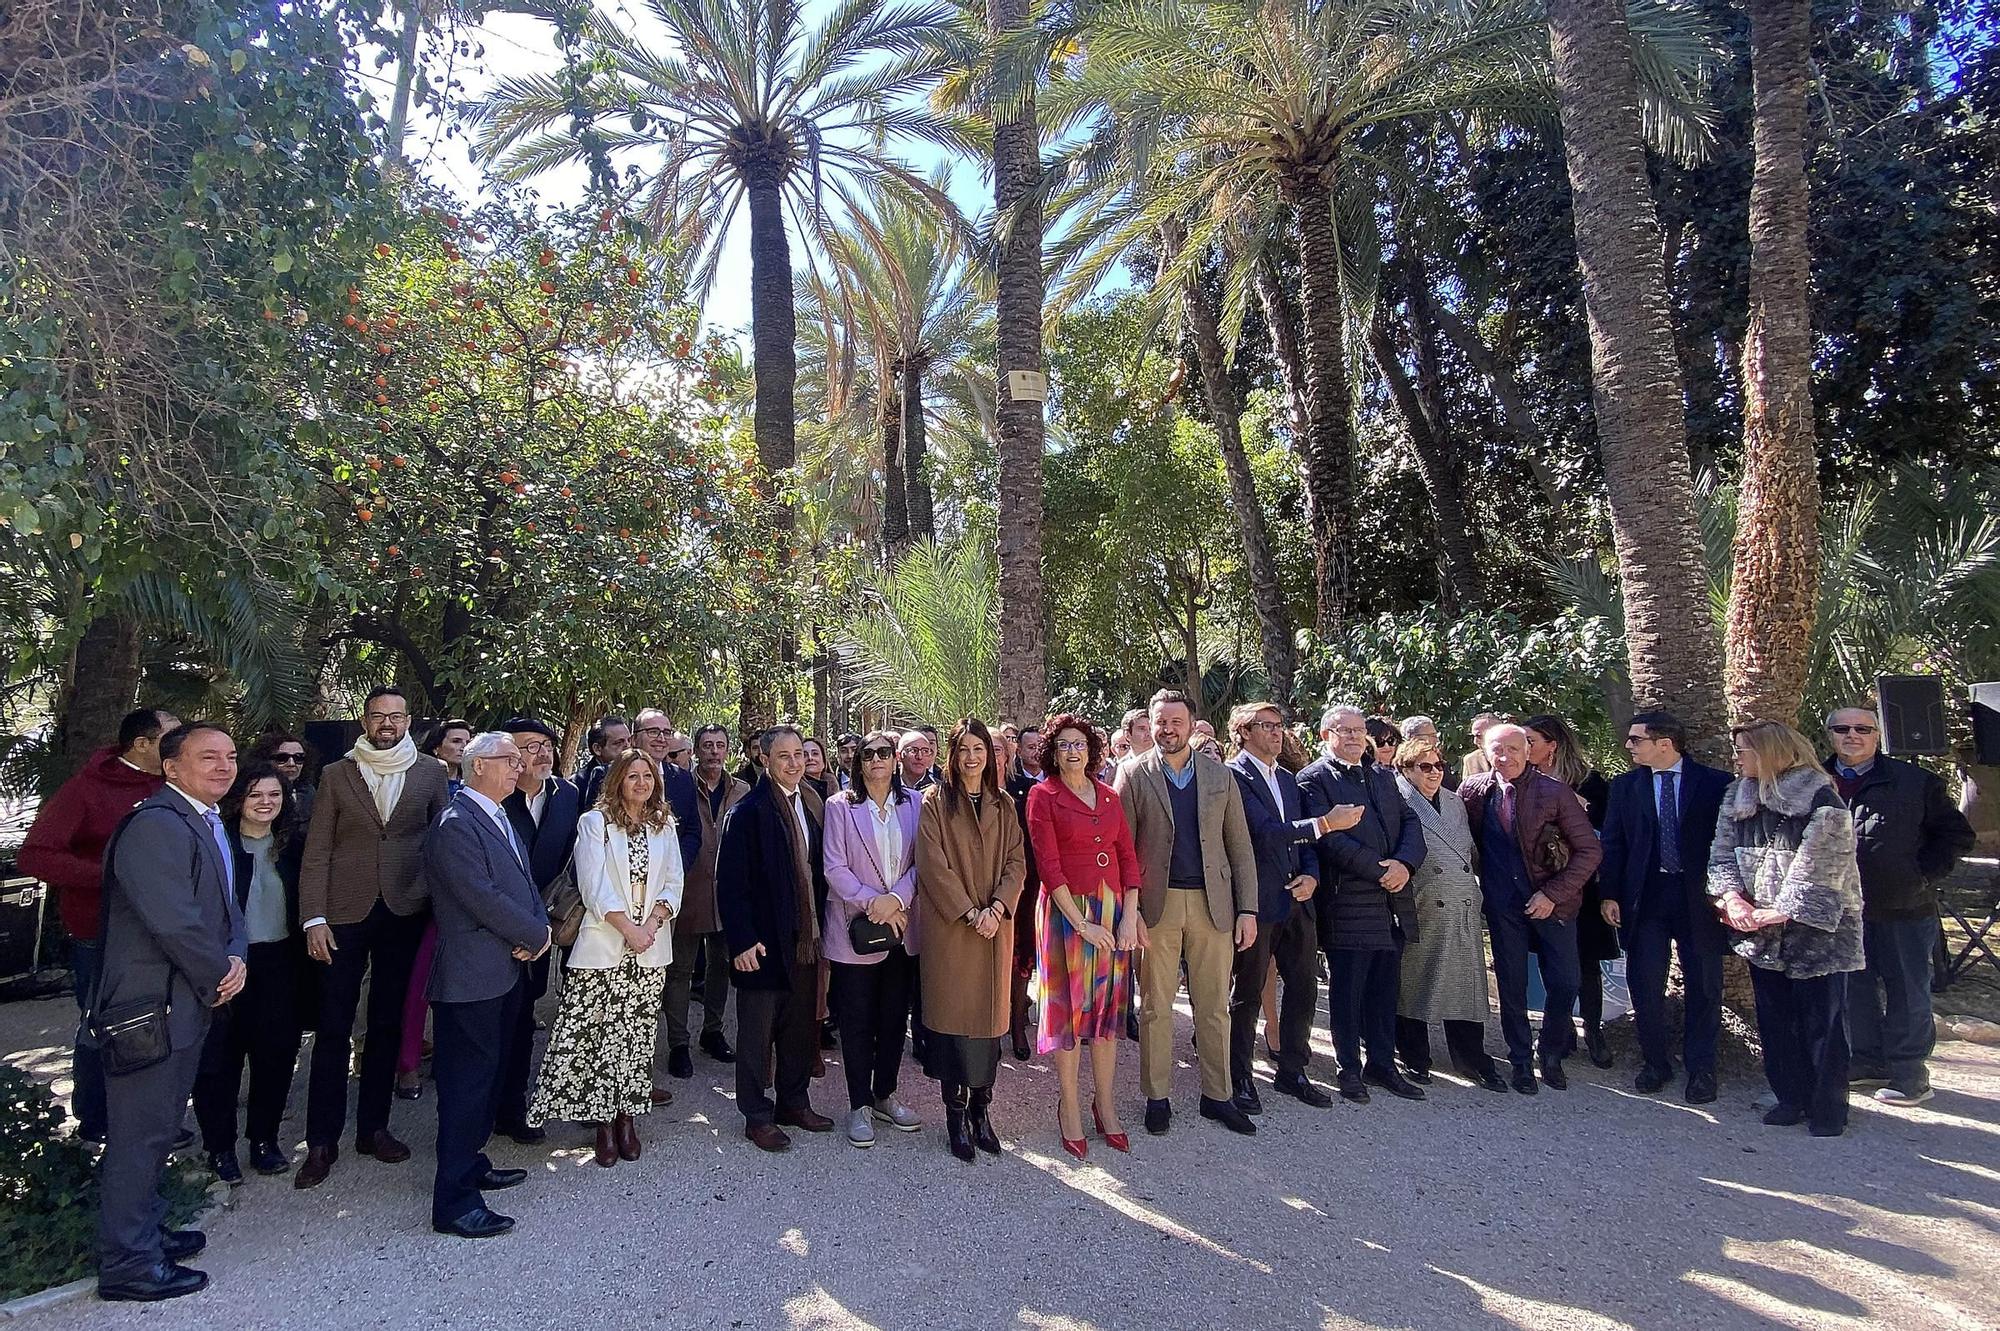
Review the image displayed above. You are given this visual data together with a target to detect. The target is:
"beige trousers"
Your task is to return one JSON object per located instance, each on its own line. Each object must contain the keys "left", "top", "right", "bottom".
{"left": 1139, "top": 888, "right": 1236, "bottom": 1101}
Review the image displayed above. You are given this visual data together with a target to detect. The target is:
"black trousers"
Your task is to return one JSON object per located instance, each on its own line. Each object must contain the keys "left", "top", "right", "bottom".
{"left": 431, "top": 978, "right": 523, "bottom": 1226}
{"left": 494, "top": 950, "right": 552, "bottom": 1131}
{"left": 1325, "top": 945, "right": 1400, "bottom": 1075}
{"left": 69, "top": 939, "right": 107, "bottom": 1140}
{"left": 1626, "top": 900, "right": 1723, "bottom": 1080}
{"left": 829, "top": 951, "right": 914, "bottom": 1111}
{"left": 1487, "top": 905, "right": 1581, "bottom": 1070}
{"left": 98, "top": 1024, "right": 206, "bottom": 1283}
{"left": 1396, "top": 1017, "right": 1498, "bottom": 1078}
{"left": 1230, "top": 908, "right": 1317, "bottom": 1083}
{"left": 193, "top": 940, "right": 302, "bottom": 1151}
{"left": 306, "top": 899, "right": 427, "bottom": 1147}
{"left": 735, "top": 961, "right": 820, "bottom": 1125}
{"left": 1751, "top": 966, "right": 1850, "bottom": 1133}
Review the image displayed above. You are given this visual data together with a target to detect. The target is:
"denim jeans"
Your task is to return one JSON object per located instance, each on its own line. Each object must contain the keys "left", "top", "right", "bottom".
{"left": 1847, "top": 915, "right": 1939, "bottom": 1091}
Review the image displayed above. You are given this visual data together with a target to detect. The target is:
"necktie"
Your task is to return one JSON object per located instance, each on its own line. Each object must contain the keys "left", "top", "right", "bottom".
{"left": 203, "top": 810, "right": 245, "bottom": 935}
{"left": 1498, "top": 780, "right": 1517, "bottom": 835}
{"left": 1657, "top": 770, "right": 1681, "bottom": 874}
{"left": 1838, "top": 765, "right": 1861, "bottom": 780}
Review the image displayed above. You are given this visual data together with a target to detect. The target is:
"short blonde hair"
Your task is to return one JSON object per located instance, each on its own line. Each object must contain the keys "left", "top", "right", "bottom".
{"left": 1394, "top": 737, "right": 1443, "bottom": 771}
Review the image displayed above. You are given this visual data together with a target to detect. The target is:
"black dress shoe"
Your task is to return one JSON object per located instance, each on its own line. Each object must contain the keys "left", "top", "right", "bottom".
{"left": 1365, "top": 1066, "right": 1427, "bottom": 1101}
{"left": 1403, "top": 1065, "right": 1434, "bottom": 1085}
{"left": 667, "top": 1045, "right": 694, "bottom": 1079}
{"left": 99, "top": 1262, "right": 208, "bottom": 1302}
{"left": 1272, "top": 1072, "right": 1333, "bottom": 1108}
{"left": 207, "top": 1150, "right": 242, "bottom": 1185}
{"left": 1231, "top": 1079, "right": 1263, "bottom": 1116}
{"left": 1199, "top": 1096, "right": 1258, "bottom": 1135}
{"left": 496, "top": 1122, "right": 547, "bottom": 1146}
{"left": 433, "top": 1206, "right": 514, "bottom": 1239}
{"left": 1336, "top": 1069, "right": 1371, "bottom": 1103}
{"left": 700, "top": 1030, "right": 737, "bottom": 1062}
{"left": 1474, "top": 1068, "right": 1510, "bottom": 1094}
{"left": 477, "top": 1167, "right": 528, "bottom": 1190}
{"left": 1539, "top": 1059, "right": 1569, "bottom": 1091}
{"left": 1511, "top": 1067, "right": 1540, "bottom": 1096}
{"left": 160, "top": 1229, "right": 206, "bottom": 1262}
{"left": 249, "top": 1141, "right": 289, "bottom": 1175}
{"left": 1763, "top": 1104, "right": 1806, "bottom": 1126}
{"left": 1684, "top": 1072, "right": 1718, "bottom": 1105}
{"left": 1585, "top": 1026, "right": 1614, "bottom": 1069}
{"left": 1144, "top": 1098, "right": 1171, "bottom": 1135}
{"left": 1634, "top": 1065, "right": 1673, "bottom": 1094}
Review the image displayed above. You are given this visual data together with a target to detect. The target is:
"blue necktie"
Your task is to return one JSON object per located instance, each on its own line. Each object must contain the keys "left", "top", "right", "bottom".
{"left": 1838, "top": 765, "right": 1862, "bottom": 781}
{"left": 203, "top": 809, "right": 245, "bottom": 936}
{"left": 1657, "top": 771, "right": 1681, "bottom": 874}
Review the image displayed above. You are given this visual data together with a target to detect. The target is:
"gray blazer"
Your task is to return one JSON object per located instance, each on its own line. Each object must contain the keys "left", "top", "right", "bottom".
{"left": 423, "top": 791, "right": 551, "bottom": 1005}
{"left": 99, "top": 790, "right": 247, "bottom": 1049}
{"left": 1114, "top": 748, "right": 1258, "bottom": 931}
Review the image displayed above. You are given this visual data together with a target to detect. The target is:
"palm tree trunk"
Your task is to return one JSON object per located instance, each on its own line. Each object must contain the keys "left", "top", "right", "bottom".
{"left": 1254, "top": 257, "right": 1312, "bottom": 452}
{"left": 744, "top": 170, "right": 798, "bottom": 520}
{"left": 881, "top": 371, "right": 909, "bottom": 554}
{"left": 1281, "top": 185, "right": 1357, "bottom": 635}
{"left": 1172, "top": 226, "right": 1295, "bottom": 706}
{"left": 384, "top": 0, "right": 423, "bottom": 165}
{"left": 1726, "top": 0, "right": 1820, "bottom": 727}
{"left": 902, "top": 354, "right": 935, "bottom": 542}
{"left": 1545, "top": 0, "right": 1728, "bottom": 755}
{"left": 1369, "top": 305, "right": 1481, "bottom": 611}
{"left": 55, "top": 611, "right": 142, "bottom": 778}
{"left": 990, "top": 0, "right": 1047, "bottom": 726}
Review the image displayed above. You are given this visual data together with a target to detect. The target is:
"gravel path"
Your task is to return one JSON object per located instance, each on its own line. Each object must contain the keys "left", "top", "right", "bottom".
{"left": 6, "top": 992, "right": 1998, "bottom": 1330}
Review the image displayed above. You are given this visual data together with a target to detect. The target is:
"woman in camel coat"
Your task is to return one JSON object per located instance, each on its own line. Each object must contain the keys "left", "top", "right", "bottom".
{"left": 916, "top": 717, "right": 1026, "bottom": 1162}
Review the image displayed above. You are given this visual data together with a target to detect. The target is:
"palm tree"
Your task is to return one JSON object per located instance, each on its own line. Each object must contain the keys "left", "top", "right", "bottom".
{"left": 1043, "top": 0, "right": 1547, "bottom": 634}
{"left": 1725, "top": 0, "right": 1820, "bottom": 726}
{"left": 1544, "top": 0, "right": 1728, "bottom": 751}
{"left": 469, "top": 0, "right": 960, "bottom": 524}
{"left": 841, "top": 535, "right": 999, "bottom": 722}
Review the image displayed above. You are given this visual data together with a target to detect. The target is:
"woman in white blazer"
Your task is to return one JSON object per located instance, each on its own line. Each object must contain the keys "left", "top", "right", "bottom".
{"left": 529, "top": 750, "right": 684, "bottom": 1167}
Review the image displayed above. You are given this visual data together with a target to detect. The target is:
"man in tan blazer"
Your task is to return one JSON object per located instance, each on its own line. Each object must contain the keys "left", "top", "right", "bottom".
{"left": 294, "top": 686, "right": 450, "bottom": 1189}
{"left": 1114, "top": 690, "right": 1260, "bottom": 1137}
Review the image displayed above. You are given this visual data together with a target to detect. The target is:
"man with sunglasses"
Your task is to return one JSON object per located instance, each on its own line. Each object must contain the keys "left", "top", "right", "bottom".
{"left": 1825, "top": 707, "right": 1974, "bottom": 1107}
{"left": 1599, "top": 711, "right": 1730, "bottom": 1103}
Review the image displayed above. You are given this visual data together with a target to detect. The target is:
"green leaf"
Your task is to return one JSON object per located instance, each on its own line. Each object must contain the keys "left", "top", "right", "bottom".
{"left": 230, "top": 49, "right": 248, "bottom": 74}
{"left": 271, "top": 252, "right": 294, "bottom": 273}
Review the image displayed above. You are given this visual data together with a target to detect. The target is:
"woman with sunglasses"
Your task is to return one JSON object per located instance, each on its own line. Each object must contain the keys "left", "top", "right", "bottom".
{"left": 821, "top": 731, "right": 925, "bottom": 1147}
{"left": 1365, "top": 716, "right": 1400, "bottom": 768}
{"left": 1391, "top": 737, "right": 1507, "bottom": 1091}
{"left": 393, "top": 718, "right": 473, "bottom": 1101}
{"left": 1523, "top": 713, "right": 1618, "bottom": 1068}
{"left": 249, "top": 730, "right": 318, "bottom": 822}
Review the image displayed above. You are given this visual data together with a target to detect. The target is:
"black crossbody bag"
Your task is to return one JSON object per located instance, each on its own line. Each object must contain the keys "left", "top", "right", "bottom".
{"left": 842, "top": 801, "right": 904, "bottom": 956}
{"left": 81, "top": 807, "right": 197, "bottom": 1076}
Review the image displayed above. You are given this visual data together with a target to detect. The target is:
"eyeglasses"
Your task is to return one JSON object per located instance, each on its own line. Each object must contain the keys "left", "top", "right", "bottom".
{"left": 1407, "top": 761, "right": 1446, "bottom": 774}
{"left": 860, "top": 746, "right": 895, "bottom": 760}
{"left": 1243, "top": 719, "right": 1283, "bottom": 733}
{"left": 1331, "top": 726, "right": 1368, "bottom": 739}
{"left": 1622, "top": 733, "right": 1652, "bottom": 745}
{"left": 1828, "top": 724, "right": 1876, "bottom": 735}
{"left": 636, "top": 725, "right": 671, "bottom": 739}
{"left": 272, "top": 752, "right": 306, "bottom": 765}
{"left": 516, "top": 740, "right": 553, "bottom": 756}
{"left": 486, "top": 754, "right": 525, "bottom": 769}
{"left": 1053, "top": 739, "right": 1090, "bottom": 752}
{"left": 365, "top": 712, "right": 408, "bottom": 724}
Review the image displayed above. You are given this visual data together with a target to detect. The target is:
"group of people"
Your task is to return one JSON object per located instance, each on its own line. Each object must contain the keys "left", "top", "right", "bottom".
{"left": 21, "top": 686, "right": 1974, "bottom": 1301}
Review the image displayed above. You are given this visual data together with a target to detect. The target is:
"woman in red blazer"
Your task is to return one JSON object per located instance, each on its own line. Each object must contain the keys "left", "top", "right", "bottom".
{"left": 1026, "top": 713, "right": 1144, "bottom": 1159}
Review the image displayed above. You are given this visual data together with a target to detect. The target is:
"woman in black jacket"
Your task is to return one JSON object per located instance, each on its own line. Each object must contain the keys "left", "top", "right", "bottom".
{"left": 192, "top": 759, "right": 309, "bottom": 1182}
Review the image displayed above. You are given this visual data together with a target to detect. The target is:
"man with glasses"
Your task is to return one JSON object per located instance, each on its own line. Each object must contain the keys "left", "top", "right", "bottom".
{"left": 658, "top": 723, "right": 750, "bottom": 1085}
{"left": 1599, "top": 711, "right": 1731, "bottom": 1103}
{"left": 1825, "top": 706, "right": 1974, "bottom": 1107}
{"left": 1227, "top": 704, "right": 1361, "bottom": 1112}
{"left": 295, "top": 686, "right": 450, "bottom": 1189}
{"left": 633, "top": 708, "right": 704, "bottom": 870}
{"left": 897, "top": 730, "right": 939, "bottom": 790}
{"left": 490, "top": 717, "right": 585, "bottom": 1144}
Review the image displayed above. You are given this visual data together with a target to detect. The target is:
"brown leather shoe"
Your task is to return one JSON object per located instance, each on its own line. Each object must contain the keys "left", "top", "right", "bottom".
{"left": 615, "top": 1112, "right": 640, "bottom": 1162}
{"left": 649, "top": 1087, "right": 674, "bottom": 1107}
{"left": 775, "top": 1105, "right": 833, "bottom": 1133}
{"left": 593, "top": 1122, "right": 619, "bottom": 1168}
{"left": 745, "top": 1121, "right": 791, "bottom": 1153}
{"left": 293, "top": 1144, "right": 337, "bottom": 1190}
{"left": 355, "top": 1130, "right": 411, "bottom": 1164}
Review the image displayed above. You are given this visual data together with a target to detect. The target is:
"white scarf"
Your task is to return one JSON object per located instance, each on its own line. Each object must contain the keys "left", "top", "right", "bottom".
{"left": 348, "top": 733, "right": 418, "bottom": 820}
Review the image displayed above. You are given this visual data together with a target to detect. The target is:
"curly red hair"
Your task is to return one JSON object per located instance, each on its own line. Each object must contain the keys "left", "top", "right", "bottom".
{"left": 1042, "top": 712, "right": 1106, "bottom": 777}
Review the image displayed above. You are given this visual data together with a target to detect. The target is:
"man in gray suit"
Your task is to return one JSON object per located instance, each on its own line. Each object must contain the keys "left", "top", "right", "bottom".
{"left": 94, "top": 722, "right": 246, "bottom": 1302}
{"left": 1114, "top": 690, "right": 1260, "bottom": 1137}
{"left": 422, "top": 732, "right": 552, "bottom": 1239}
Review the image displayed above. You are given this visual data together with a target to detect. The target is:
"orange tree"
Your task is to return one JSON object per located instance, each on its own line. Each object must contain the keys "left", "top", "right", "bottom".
{"left": 299, "top": 197, "right": 781, "bottom": 726}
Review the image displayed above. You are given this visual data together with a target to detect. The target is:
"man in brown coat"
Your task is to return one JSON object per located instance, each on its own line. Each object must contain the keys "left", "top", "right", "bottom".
{"left": 656, "top": 723, "right": 750, "bottom": 1086}
{"left": 1115, "top": 690, "right": 1260, "bottom": 1137}
{"left": 1460, "top": 723, "right": 1604, "bottom": 1093}
{"left": 295, "top": 686, "right": 451, "bottom": 1188}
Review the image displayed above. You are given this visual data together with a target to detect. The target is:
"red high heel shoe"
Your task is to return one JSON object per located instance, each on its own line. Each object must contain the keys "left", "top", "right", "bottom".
{"left": 1059, "top": 1109, "right": 1088, "bottom": 1161}
{"left": 1092, "top": 1101, "right": 1130, "bottom": 1153}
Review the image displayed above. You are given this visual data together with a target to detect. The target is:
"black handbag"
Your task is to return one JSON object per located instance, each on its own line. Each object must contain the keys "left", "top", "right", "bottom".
{"left": 87, "top": 999, "right": 173, "bottom": 1077}
{"left": 841, "top": 798, "right": 904, "bottom": 956}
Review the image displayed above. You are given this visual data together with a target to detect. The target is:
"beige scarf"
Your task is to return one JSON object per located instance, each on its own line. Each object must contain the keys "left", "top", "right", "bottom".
{"left": 348, "top": 733, "right": 418, "bottom": 821}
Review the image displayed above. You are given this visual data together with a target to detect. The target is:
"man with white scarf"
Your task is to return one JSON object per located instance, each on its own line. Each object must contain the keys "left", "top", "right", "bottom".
{"left": 294, "top": 686, "right": 451, "bottom": 1190}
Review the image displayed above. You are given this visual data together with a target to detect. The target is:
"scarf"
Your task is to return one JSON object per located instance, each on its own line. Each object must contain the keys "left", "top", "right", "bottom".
{"left": 348, "top": 733, "right": 419, "bottom": 821}
{"left": 777, "top": 783, "right": 824, "bottom": 965}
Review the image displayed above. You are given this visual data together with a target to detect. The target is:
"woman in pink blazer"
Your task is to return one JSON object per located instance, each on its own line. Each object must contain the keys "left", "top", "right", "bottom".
{"left": 821, "top": 730, "right": 926, "bottom": 1148}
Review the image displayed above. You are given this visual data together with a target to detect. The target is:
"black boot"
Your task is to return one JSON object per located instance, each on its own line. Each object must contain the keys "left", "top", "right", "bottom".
{"left": 968, "top": 1085, "right": 1001, "bottom": 1154}
{"left": 943, "top": 1083, "right": 975, "bottom": 1162}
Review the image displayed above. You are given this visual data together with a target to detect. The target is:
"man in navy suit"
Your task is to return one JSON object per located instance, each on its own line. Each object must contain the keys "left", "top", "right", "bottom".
{"left": 1224, "top": 704, "right": 1359, "bottom": 1112}
{"left": 93, "top": 722, "right": 246, "bottom": 1301}
{"left": 1599, "top": 710, "right": 1731, "bottom": 1104}
{"left": 423, "top": 733, "right": 552, "bottom": 1238}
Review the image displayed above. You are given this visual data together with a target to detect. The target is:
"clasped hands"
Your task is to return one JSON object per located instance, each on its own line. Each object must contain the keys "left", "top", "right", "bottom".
{"left": 1720, "top": 891, "right": 1788, "bottom": 933}
{"left": 1077, "top": 909, "right": 1146, "bottom": 953}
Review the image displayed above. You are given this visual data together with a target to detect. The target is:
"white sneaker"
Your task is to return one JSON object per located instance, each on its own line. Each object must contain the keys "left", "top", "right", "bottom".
{"left": 847, "top": 1108, "right": 875, "bottom": 1147}
{"left": 872, "top": 1097, "right": 922, "bottom": 1132}
{"left": 1873, "top": 1084, "right": 1934, "bottom": 1106}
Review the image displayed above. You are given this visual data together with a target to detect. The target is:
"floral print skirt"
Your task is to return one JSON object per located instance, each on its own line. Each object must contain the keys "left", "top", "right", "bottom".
{"left": 1035, "top": 879, "right": 1133, "bottom": 1053}
{"left": 528, "top": 954, "right": 667, "bottom": 1125}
